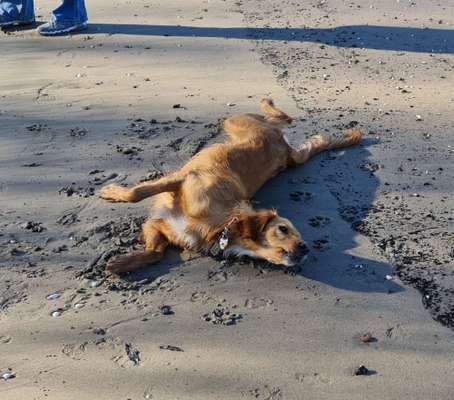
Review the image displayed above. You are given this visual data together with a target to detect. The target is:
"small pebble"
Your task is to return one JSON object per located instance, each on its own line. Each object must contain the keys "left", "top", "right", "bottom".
{"left": 159, "top": 305, "right": 174, "bottom": 315}
{"left": 1, "top": 372, "right": 15, "bottom": 380}
{"left": 93, "top": 328, "right": 106, "bottom": 335}
{"left": 359, "top": 333, "right": 375, "bottom": 343}
{"left": 354, "top": 365, "right": 370, "bottom": 376}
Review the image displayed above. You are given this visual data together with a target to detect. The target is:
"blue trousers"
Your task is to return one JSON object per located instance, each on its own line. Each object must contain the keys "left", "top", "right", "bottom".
{"left": 0, "top": 0, "right": 87, "bottom": 23}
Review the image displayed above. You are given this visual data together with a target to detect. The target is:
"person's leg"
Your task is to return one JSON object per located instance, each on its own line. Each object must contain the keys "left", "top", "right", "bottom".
{"left": 38, "top": 0, "right": 88, "bottom": 36}
{"left": 0, "top": 0, "right": 34, "bottom": 27}
{"left": 51, "top": 0, "right": 87, "bottom": 24}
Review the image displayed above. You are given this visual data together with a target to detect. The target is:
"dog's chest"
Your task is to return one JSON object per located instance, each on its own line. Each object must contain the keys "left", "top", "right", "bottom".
{"left": 154, "top": 207, "right": 199, "bottom": 249}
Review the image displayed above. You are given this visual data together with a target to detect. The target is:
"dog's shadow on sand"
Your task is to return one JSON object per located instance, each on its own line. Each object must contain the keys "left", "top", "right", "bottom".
{"left": 252, "top": 136, "right": 403, "bottom": 294}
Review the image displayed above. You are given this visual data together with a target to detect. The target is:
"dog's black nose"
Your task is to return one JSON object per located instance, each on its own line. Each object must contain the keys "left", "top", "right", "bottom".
{"left": 298, "top": 243, "right": 310, "bottom": 256}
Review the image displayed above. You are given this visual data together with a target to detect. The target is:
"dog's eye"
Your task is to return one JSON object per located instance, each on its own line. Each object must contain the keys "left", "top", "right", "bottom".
{"left": 278, "top": 225, "right": 288, "bottom": 234}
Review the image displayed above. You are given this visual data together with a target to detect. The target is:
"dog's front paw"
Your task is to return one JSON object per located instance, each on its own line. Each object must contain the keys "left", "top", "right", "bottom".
{"left": 98, "top": 183, "right": 131, "bottom": 202}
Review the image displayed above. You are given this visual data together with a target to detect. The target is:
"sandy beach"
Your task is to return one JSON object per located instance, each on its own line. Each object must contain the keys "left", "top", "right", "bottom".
{"left": 1, "top": 0, "right": 454, "bottom": 399}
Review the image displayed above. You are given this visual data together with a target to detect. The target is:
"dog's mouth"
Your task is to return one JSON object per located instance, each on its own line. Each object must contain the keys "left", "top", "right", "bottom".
{"left": 282, "top": 251, "right": 302, "bottom": 266}
{"left": 282, "top": 247, "right": 309, "bottom": 266}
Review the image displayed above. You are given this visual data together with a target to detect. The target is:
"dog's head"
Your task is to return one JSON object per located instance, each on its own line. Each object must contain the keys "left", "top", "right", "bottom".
{"left": 232, "top": 210, "right": 309, "bottom": 266}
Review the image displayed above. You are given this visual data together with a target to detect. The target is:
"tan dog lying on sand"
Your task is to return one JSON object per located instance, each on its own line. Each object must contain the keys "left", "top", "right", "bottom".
{"left": 98, "top": 99, "right": 363, "bottom": 274}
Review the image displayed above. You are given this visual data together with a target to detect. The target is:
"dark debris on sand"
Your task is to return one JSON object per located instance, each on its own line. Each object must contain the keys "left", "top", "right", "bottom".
{"left": 74, "top": 217, "right": 152, "bottom": 292}
{"left": 124, "top": 342, "right": 140, "bottom": 365}
{"left": 202, "top": 304, "right": 242, "bottom": 326}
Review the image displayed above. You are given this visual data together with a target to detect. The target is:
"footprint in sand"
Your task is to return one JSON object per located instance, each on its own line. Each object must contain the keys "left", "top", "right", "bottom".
{"left": 244, "top": 297, "right": 274, "bottom": 309}
{"left": 294, "top": 372, "right": 332, "bottom": 386}
{"left": 190, "top": 291, "right": 216, "bottom": 304}
{"left": 61, "top": 336, "right": 141, "bottom": 368}
{"left": 143, "top": 385, "right": 154, "bottom": 399}
{"left": 61, "top": 342, "right": 88, "bottom": 360}
{"left": 247, "top": 385, "right": 282, "bottom": 400}
{"left": 0, "top": 335, "right": 11, "bottom": 344}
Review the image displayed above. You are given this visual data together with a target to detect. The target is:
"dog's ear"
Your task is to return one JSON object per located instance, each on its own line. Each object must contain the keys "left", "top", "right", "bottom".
{"left": 253, "top": 210, "right": 277, "bottom": 233}
{"left": 236, "top": 210, "right": 277, "bottom": 240}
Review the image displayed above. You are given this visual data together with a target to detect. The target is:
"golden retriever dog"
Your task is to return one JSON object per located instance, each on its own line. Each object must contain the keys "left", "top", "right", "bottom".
{"left": 98, "top": 99, "right": 363, "bottom": 274}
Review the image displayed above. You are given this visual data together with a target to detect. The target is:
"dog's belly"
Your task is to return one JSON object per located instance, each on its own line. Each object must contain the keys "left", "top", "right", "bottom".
{"left": 181, "top": 171, "right": 246, "bottom": 220}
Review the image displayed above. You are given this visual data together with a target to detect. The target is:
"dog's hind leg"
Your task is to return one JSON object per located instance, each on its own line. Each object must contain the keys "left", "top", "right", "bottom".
{"left": 223, "top": 114, "right": 270, "bottom": 142}
{"left": 106, "top": 220, "right": 169, "bottom": 274}
{"left": 98, "top": 173, "right": 184, "bottom": 203}
{"left": 289, "top": 128, "right": 363, "bottom": 165}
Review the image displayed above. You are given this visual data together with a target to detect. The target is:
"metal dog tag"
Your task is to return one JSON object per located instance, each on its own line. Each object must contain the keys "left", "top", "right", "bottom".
{"left": 219, "top": 236, "right": 229, "bottom": 250}
{"left": 210, "top": 224, "right": 234, "bottom": 259}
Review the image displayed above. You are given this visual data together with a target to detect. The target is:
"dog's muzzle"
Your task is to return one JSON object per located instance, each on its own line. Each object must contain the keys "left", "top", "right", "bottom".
{"left": 290, "top": 243, "right": 310, "bottom": 264}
